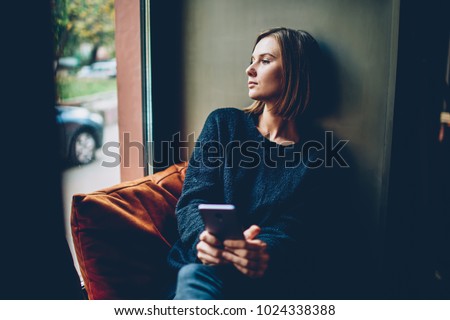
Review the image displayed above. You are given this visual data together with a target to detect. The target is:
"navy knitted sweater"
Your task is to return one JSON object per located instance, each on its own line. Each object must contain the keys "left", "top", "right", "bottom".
{"left": 167, "top": 107, "right": 325, "bottom": 276}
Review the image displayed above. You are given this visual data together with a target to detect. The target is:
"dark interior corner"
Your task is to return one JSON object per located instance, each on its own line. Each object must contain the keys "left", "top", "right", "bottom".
{"left": 2, "top": 1, "right": 84, "bottom": 299}
{"left": 385, "top": 0, "right": 450, "bottom": 298}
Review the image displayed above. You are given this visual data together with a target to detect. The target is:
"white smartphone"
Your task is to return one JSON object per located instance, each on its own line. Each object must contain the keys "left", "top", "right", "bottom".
{"left": 198, "top": 204, "right": 244, "bottom": 241}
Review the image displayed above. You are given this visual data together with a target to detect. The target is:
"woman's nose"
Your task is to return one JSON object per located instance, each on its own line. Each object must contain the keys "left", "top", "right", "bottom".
{"left": 246, "top": 63, "right": 256, "bottom": 77}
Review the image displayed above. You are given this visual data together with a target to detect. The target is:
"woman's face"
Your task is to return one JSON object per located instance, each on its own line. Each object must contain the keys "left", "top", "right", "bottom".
{"left": 246, "top": 36, "right": 283, "bottom": 105}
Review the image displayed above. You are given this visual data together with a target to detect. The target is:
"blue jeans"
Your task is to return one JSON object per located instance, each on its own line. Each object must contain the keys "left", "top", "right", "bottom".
{"left": 172, "top": 264, "right": 256, "bottom": 300}
{"left": 170, "top": 263, "right": 300, "bottom": 300}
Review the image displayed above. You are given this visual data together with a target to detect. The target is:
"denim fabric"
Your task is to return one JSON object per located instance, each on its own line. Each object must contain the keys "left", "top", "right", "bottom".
{"left": 171, "top": 263, "right": 306, "bottom": 300}
{"left": 174, "top": 264, "right": 226, "bottom": 300}
{"left": 173, "top": 264, "right": 265, "bottom": 300}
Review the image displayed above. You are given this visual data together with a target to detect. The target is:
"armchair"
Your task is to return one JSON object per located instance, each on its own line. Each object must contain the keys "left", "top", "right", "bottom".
{"left": 70, "top": 162, "right": 187, "bottom": 299}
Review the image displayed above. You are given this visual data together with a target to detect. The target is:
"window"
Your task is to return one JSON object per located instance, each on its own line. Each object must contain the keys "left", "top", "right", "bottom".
{"left": 53, "top": 0, "right": 120, "bottom": 284}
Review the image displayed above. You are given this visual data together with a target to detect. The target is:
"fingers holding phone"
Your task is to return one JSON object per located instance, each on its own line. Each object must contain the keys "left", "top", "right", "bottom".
{"left": 197, "top": 204, "right": 269, "bottom": 275}
{"left": 243, "top": 224, "right": 261, "bottom": 240}
{"left": 222, "top": 225, "right": 270, "bottom": 278}
{"left": 196, "top": 230, "right": 229, "bottom": 265}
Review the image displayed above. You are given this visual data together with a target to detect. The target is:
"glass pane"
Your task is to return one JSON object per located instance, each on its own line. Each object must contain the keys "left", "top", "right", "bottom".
{"left": 53, "top": 0, "right": 120, "bottom": 287}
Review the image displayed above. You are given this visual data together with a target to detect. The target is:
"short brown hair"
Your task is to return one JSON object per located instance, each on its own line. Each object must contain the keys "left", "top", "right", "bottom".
{"left": 245, "top": 27, "right": 320, "bottom": 121}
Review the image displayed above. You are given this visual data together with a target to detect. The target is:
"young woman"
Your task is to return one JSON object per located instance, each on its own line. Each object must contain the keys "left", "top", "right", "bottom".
{"left": 166, "top": 27, "right": 324, "bottom": 299}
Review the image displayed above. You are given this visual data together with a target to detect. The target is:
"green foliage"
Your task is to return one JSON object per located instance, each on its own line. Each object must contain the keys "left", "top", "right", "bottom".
{"left": 52, "top": 0, "right": 115, "bottom": 62}
{"left": 70, "top": 0, "right": 115, "bottom": 46}
{"left": 57, "top": 75, "right": 117, "bottom": 101}
{"left": 52, "top": 0, "right": 69, "bottom": 57}
{"left": 53, "top": 0, "right": 116, "bottom": 102}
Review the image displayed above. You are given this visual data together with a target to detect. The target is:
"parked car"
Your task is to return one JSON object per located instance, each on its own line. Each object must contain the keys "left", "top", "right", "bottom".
{"left": 56, "top": 106, "right": 104, "bottom": 166}
{"left": 77, "top": 59, "right": 117, "bottom": 79}
{"left": 58, "top": 56, "right": 79, "bottom": 69}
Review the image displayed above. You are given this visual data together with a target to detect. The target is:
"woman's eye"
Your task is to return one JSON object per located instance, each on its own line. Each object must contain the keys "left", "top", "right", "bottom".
{"left": 262, "top": 60, "right": 270, "bottom": 64}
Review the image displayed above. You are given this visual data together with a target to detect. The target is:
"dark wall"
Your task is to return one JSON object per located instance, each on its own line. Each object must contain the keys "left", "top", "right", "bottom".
{"left": 385, "top": 0, "right": 449, "bottom": 299}
{"left": 148, "top": 0, "right": 185, "bottom": 172}
{"left": 1, "top": 1, "right": 82, "bottom": 299}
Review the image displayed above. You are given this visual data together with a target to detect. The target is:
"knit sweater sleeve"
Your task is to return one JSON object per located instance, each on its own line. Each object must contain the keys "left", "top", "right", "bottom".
{"left": 256, "top": 206, "right": 306, "bottom": 273}
{"left": 256, "top": 168, "right": 320, "bottom": 274}
{"left": 167, "top": 110, "right": 225, "bottom": 268}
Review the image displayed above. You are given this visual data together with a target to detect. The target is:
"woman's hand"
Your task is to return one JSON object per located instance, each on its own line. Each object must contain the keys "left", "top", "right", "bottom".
{"left": 196, "top": 231, "right": 229, "bottom": 265}
{"left": 222, "top": 225, "right": 270, "bottom": 278}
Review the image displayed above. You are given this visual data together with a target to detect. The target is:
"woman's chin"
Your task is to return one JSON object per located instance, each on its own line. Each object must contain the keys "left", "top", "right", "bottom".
{"left": 248, "top": 93, "right": 260, "bottom": 100}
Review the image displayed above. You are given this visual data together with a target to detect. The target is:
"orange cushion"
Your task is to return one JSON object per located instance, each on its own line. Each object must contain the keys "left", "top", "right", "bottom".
{"left": 71, "top": 163, "right": 187, "bottom": 299}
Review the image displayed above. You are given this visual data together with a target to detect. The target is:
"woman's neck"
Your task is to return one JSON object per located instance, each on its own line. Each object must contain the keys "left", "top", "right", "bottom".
{"left": 257, "top": 105, "right": 300, "bottom": 144}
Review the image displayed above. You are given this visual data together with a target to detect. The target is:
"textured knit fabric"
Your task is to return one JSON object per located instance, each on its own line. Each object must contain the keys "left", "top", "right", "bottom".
{"left": 166, "top": 107, "right": 375, "bottom": 298}
{"left": 167, "top": 108, "right": 325, "bottom": 276}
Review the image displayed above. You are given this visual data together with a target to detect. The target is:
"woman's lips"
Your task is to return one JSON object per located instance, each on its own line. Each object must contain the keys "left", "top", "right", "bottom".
{"left": 248, "top": 81, "right": 257, "bottom": 87}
